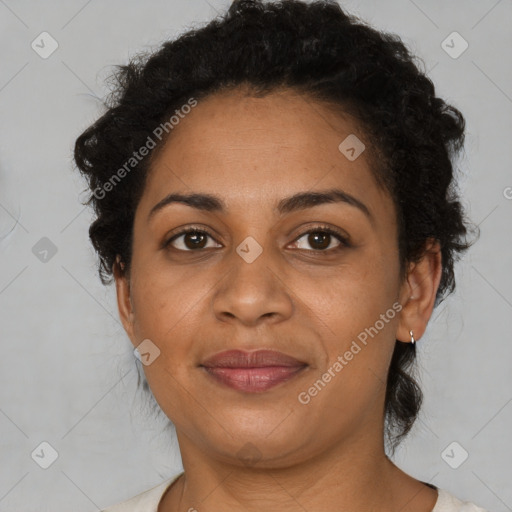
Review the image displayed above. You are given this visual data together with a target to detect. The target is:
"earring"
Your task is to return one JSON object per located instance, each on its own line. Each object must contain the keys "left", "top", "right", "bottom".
{"left": 409, "top": 330, "right": 415, "bottom": 345}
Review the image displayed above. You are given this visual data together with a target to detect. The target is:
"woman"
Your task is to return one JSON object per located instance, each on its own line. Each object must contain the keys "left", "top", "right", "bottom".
{"left": 74, "top": 0, "right": 487, "bottom": 510}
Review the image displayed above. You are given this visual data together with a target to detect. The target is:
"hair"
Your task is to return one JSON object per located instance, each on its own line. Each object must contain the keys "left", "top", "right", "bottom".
{"left": 74, "top": 0, "right": 478, "bottom": 451}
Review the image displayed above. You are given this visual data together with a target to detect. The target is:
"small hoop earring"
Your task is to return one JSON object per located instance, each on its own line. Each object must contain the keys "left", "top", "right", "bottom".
{"left": 409, "top": 330, "right": 415, "bottom": 345}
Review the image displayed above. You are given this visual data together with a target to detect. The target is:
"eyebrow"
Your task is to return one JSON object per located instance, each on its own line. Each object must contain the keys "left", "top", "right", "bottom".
{"left": 148, "top": 188, "right": 373, "bottom": 224}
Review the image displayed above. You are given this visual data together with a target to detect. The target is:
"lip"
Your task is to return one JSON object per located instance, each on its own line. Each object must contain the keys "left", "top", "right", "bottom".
{"left": 200, "top": 349, "right": 308, "bottom": 393}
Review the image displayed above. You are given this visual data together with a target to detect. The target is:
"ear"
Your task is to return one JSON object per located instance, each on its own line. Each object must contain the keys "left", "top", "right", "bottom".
{"left": 113, "top": 256, "right": 136, "bottom": 343}
{"left": 396, "top": 238, "right": 443, "bottom": 343}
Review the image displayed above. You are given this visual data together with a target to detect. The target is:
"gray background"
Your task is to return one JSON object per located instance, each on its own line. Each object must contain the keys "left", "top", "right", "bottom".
{"left": 0, "top": 0, "right": 511, "bottom": 510}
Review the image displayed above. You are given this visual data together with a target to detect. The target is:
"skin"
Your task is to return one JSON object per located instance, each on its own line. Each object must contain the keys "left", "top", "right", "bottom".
{"left": 114, "top": 87, "right": 442, "bottom": 512}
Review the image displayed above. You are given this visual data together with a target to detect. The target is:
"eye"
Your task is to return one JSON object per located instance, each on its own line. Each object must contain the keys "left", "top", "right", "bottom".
{"left": 164, "top": 228, "right": 221, "bottom": 251}
{"left": 290, "top": 226, "right": 349, "bottom": 252}
{"left": 163, "top": 225, "right": 350, "bottom": 253}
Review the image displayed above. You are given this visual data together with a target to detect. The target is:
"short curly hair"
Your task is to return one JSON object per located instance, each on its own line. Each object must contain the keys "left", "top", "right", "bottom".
{"left": 74, "top": 0, "right": 477, "bottom": 450}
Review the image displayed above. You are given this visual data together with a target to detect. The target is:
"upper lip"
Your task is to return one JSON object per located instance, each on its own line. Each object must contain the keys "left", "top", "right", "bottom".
{"left": 200, "top": 349, "right": 307, "bottom": 368}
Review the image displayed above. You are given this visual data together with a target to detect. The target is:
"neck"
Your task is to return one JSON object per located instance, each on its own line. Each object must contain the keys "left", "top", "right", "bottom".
{"left": 160, "top": 426, "right": 437, "bottom": 512}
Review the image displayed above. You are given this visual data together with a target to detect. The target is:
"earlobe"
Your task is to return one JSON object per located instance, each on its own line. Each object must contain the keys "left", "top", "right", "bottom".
{"left": 396, "top": 238, "right": 442, "bottom": 344}
{"left": 113, "top": 256, "right": 135, "bottom": 341}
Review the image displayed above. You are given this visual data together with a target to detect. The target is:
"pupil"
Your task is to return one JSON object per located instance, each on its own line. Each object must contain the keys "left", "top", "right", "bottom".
{"left": 309, "top": 232, "right": 330, "bottom": 249}
{"left": 186, "top": 232, "right": 206, "bottom": 249}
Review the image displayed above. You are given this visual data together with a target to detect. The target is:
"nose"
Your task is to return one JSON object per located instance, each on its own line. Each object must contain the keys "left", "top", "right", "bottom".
{"left": 212, "top": 245, "right": 294, "bottom": 327}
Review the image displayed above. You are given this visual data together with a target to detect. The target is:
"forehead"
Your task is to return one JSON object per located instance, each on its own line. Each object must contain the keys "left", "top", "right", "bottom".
{"left": 138, "top": 88, "right": 393, "bottom": 220}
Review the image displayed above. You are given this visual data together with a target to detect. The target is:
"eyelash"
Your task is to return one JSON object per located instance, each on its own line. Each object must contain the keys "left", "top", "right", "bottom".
{"left": 163, "top": 224, "right": 350, "bottom": 254}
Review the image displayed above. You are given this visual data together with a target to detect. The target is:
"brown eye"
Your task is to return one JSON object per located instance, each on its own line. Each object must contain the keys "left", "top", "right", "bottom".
{"left": 291, "top": 227, "right": 349, "bottom": 252}
{"left": 307, "top": 232, "right": 331, "bottom": 250}
{"left": 166, "top": 229, "right": 221, "bottom": 251}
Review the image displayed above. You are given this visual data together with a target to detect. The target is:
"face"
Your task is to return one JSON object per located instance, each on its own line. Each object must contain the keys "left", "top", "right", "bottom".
{"left": 115, "top": 88, "right": 434, "bottom": 468}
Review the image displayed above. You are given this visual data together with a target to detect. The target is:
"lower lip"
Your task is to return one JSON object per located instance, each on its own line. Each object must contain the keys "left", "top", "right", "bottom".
{"left": 202, "top": 366, "right": 307, "bottom": 393}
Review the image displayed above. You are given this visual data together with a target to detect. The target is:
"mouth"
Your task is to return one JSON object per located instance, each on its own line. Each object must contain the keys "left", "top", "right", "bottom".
{"left": 199, "top": 349, "right": 308, "bottom": 393}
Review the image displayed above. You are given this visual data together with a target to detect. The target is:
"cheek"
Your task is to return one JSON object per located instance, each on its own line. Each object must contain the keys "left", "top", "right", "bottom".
{"left": 128, "top": 266, "right": 204, "bottom": 425}
{"left": 299, "top": 247, "right": 400, "bottom": 377}
{"left": 296, "top": 283, "right": 398, "bottom": 430}
{"left": 128, "top": 263, "right": 212, "bottom": 390}
{"left": 298, "top": 250, "right": 399, "bottom": 334}
{"left": 129, "top": 262, "right": 206, "bottom": 341}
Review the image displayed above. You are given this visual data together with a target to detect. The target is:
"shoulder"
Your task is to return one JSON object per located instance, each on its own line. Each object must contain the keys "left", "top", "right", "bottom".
{"left": 434, "top": 488, "right": 489, "bottom": 512}
{"left": 101, "top": 473, "right": 183, "bottom": 512}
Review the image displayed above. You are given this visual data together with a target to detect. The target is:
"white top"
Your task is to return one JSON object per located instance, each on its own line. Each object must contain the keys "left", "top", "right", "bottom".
{"left": 102, "top": 472, "right": 489, "bottom": 511}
